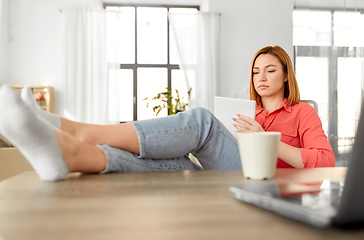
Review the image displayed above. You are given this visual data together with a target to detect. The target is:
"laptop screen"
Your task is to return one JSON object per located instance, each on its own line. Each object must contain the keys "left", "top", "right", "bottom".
{"left": 333, "top": 100, "right": 364, "bottom": 225}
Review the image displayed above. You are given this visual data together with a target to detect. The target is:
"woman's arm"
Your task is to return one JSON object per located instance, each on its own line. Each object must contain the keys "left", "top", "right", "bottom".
{"left": 233, "top": 114, "right": 305, "bottom": 168}
{"left": 233, "top": 106, "right": 335, "bottom": 168}
{"left": 297, "top": 106, "right": 335, "bottom": 168}
{"left": 277, "top": 142, "right": 303, "bottom": 168}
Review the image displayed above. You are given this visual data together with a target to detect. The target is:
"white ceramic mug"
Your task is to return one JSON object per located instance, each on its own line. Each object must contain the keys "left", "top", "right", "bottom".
{"left": 237, "top": 132, "right": 281, "bottom": 180}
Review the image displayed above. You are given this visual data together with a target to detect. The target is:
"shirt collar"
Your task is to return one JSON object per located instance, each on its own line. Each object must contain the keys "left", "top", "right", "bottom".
{"left": 255, "top": 98, "right": 292, "bottom": 115}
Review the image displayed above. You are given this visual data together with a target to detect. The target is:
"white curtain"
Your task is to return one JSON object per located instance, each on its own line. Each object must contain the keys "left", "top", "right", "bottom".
{"left": 62, "top": 9, "right": 121, "bottom": 124}
{"left": 169, "top": 12, "right": 220, "bottom": 113}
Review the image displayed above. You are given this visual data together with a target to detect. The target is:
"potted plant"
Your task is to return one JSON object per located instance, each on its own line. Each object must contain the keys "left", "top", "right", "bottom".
{"left": 144, "top": 87, "right": 192, "bottom": 117}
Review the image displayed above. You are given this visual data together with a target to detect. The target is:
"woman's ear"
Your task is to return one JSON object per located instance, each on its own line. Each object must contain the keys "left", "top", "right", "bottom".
{"left": 284, "top": 73, "right": 288, "bottom": 82}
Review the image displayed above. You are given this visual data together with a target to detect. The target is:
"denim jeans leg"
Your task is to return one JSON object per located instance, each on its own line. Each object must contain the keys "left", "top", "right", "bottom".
{"left": 131, "top": 107, "right": 241, "bottom": 170}
{"left": 98, "top": 144, "right": 202, "bottom": 173}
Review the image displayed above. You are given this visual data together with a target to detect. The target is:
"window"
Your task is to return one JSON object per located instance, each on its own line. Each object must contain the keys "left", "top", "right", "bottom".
{"left": 105, "top": 4, "right": 199, "bottom": 121}
{"left": 293, "top": 9, "right": 364, "bottom": 166}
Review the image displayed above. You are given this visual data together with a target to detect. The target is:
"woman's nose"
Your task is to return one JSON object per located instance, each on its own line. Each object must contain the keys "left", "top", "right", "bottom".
{"left": 259, "top": 72, "right": 267, "bottom": 81}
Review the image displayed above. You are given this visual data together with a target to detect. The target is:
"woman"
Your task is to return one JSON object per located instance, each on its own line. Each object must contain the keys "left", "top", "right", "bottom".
{"left": 0, "top": 46, "right": 335, "bottom": 181}
{"left": 236, "top": 46, "right": 335, "bottom": 168}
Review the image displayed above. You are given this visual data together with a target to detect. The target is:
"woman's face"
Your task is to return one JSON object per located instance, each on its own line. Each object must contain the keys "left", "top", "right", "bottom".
{"left": 252, "top": 54, "right": 287, "bottom": 100}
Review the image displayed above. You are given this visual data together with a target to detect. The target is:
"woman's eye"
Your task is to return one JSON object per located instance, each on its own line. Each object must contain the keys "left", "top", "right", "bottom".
{"left": 253, "top": 72, "right": 259, "bottom": 74}
{"left": 268, "top": 70, "right": 275, "bottom": 73}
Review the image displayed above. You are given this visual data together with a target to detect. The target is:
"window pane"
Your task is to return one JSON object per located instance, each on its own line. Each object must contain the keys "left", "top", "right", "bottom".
{"left": 172, "top": 70, "right": 191, "bottom": 111}
{"left": 169, "top": 8, "right": 198, "bottom": 64}
{"left": 337, "top": 58, "right": 362, "bottom": 154}
{"left": 334, "top": 12, "right": 364, "bottom": 47}
{"left": 108, "top": 69, "right": 134, "bottom": 122}
{"left": 293, "top": 10, "right": 331, "bottom": 46}
{"left": 137, "top": 68, "right": 168, "bottom": 120}
{"left": 295, "top": 57, "right": 329, "bottom": 134}
{"left": 107, "top": 7, "right": 135, "bottom": 64}
{"left": 170, "top": 26, "right": 179, "bottom": 65}
{"left": 169, "top": 8, "right": 198, "bottom": 13}
{"left": 169, "top": 13, "right": 197, "bottom": 65}
{"left": 137, "top": 7, "right": 167, "bottom": 64}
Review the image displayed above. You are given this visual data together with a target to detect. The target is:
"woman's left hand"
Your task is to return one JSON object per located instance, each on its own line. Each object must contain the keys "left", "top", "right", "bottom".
{"left": 233, "top": 114, "right": 265, "bottom": 132}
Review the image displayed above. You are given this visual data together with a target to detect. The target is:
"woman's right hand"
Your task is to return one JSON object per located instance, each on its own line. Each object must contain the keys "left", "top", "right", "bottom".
{"left": 232, "top": 113, "right": 264, "bottom": 133}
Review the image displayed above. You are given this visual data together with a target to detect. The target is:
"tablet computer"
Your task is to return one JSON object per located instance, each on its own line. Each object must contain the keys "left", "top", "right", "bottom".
{"left": 214, "top": 97, "right": 256, "bottom": 138}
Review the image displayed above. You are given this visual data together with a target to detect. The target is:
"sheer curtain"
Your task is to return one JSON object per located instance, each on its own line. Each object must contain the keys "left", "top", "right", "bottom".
{"left": 62, "top": 9, "right": 121, "bottom": 124}
{"left": 169, "top": 12, "right": 220, "bottom": 113}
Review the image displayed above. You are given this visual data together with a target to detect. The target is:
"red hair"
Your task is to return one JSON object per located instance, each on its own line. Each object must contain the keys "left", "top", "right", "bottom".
{"left": 249, "top": 46, "right": 300, "bottom": 105}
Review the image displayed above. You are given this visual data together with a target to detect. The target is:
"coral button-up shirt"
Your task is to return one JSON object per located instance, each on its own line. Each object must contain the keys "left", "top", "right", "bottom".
{"left": 255, "top": 99, "right": 335, "bottom": 168}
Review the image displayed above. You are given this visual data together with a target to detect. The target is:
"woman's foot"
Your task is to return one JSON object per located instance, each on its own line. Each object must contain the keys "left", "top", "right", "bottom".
{"left": 20, "top": 85, "right": 61, "bottom": 128}
{"left": 0, "top": 84, "right": 68, "bottom": 181}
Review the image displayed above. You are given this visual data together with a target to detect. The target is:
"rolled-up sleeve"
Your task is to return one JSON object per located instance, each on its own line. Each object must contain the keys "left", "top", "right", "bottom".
{"left": 298, "top": 106, "right": 335, "bottom": 168}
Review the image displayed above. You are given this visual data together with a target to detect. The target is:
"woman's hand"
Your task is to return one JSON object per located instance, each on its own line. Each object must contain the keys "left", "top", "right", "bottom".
{"left": 232, "top": 114, "right": 264, "bottom": 132}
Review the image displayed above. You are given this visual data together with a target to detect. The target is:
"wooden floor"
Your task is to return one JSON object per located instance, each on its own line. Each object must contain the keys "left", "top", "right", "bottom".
{"left": 0, "top": 168, "right": 363, "bottom": 240}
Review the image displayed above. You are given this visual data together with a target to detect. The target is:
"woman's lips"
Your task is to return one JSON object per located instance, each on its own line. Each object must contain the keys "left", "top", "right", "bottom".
{"left": 259, "top": 85, "right": 269, "bottom": 89}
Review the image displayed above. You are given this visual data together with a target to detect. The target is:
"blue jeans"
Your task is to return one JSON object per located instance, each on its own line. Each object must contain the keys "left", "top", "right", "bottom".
{"left": 98, "top": 108, "right": 241, "bottom": 173}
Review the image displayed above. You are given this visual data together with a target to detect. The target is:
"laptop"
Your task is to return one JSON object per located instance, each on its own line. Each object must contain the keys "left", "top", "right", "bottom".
{"left": 214, "top": 97, "right": 256, "bottom": 138}
{"left": 229, "top": 102, "right": 364, "bottom": 228}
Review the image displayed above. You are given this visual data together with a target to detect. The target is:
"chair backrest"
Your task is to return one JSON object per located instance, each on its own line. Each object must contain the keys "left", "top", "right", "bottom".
{"left": 301, "top": 100, "right": 318, "bottom": 113}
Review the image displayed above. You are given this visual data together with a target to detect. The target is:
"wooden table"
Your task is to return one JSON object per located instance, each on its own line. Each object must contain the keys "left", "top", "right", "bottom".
{"left": 0, "top": 168, "right": 363, "bottom": 240}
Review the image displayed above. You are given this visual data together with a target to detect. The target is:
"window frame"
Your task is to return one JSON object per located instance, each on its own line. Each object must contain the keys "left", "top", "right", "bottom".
{"left": 104, "top": 3, "right": 200, "bottom": 121}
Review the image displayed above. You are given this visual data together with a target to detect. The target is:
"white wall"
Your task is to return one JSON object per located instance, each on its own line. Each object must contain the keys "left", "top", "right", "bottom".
{"left": 0, "top": 0, "right": 9, "bottom": 84}
{"left": 4, "top": 0, "right": 294, "bottom": 114}
{"left": 209, "top": 0, "right": 294, "bottom": 99}
{"left": 6, "top": 0, "right": 102, "bottom": 113}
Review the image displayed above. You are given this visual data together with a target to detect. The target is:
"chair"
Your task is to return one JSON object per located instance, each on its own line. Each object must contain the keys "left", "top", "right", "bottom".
{"left": 301, "top": 100, "right": 318, "bottom": 113}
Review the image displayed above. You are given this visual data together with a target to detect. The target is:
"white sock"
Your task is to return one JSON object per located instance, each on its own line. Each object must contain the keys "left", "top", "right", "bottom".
{"left": 20, "top": 85, "right": 61, "bottom": 128}
{"left": 0, "top": 84, "right": 68, "bottom": 181}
